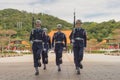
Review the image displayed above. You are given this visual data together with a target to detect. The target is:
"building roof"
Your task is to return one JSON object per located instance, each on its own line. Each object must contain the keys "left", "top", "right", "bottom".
{"left": 48, "top": 30, "right": 72, "bottom": 44}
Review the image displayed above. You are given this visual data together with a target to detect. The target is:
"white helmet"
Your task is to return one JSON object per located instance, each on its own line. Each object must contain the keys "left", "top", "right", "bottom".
{"left": 57, "top": 24, "right": 62, "bottom": 29}
{"left": 43, "top": 28, "right": 48, "bottom": 32}
{"left": 35, "top": 20, "right": 41, "bottom": 24}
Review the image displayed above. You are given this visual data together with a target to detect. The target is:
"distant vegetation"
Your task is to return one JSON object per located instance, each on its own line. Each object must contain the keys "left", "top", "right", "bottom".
{"left": 83, "top": 20, "right": 120, "bottom": 41}
{"left": 0, "top": 8, "right": 72, "bottom": 40}
{"left": 0, "top": 8, "right": 120, "bottom": 42}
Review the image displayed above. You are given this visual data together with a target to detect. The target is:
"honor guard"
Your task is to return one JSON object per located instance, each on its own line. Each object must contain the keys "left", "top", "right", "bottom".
{"left": 52, "top": 24, "right": 67, "bottom": 72}
{"left": 42, "top": 28, "right": 51, "bottom": 70}
{"left": 69, "top": 19, "right": 87, "bottom": 75}
{"left": 29, "top": 20, "right": 45, "bottom": 75}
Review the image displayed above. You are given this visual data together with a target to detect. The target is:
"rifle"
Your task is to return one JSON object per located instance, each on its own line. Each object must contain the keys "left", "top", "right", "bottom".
{"left": 32, "top": 16, "right": 35, "bottom": 28}
{"left": 72, "top": 9, "right": 76, "bottom": 39}
{"left": 70, "top": 10, "right": 76, "bottom": 53}
{"left": 73, "top": 9, "right": 76, "bottom": 28}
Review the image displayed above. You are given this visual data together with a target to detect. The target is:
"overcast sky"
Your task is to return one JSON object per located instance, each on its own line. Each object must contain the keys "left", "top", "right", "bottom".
{"left": 0, "top": 0, "right": 120, "bottom": 23}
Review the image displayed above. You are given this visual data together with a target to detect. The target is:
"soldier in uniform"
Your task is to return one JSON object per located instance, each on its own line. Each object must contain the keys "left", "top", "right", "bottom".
{"left": 42, "top": 28, "right": 51, "bottom": 70}
{"left": 52, "top": 24, "right": 67, "bottom": 72}
{"left": 69, "top": 19, "right": 87, "bottom": 75}
{"left": 29, "top": 20, "right": 45, "bottom": 76}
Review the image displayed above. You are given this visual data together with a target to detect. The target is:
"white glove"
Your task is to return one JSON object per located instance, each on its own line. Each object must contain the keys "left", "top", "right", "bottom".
{"left": 71, "top": 39, "right": 74, "bottom": 43}
{"left": 43, "top": 48, "right": 46, "bottom": 51}
{"left": 84, "top": 47, "right": 86, "bottom": 50}
{"left": 63, "top": 47, "right": 66, "bottom": 50}
{"left": 30, "top": 41, "right": 33, "bottom": 44}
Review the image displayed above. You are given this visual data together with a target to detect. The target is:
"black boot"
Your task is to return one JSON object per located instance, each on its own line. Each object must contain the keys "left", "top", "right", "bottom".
{"left": 38, "top": 60, "right": 41, "bottom": 67}
{"left": 35, "top": 71, "right": 39, "bottom": 76}
{"left": 80, "top": 63, "right": 83, "bottom": 69}
{"left": 76, "top": 67, "right": 80, "bottom": 75}
{"left": 43, "top": 64, "right": 46, "bottom": 70}
{"left": 58, "top": 65, "right": 61, "bottom": 72}
{"left": 35, "top": 67, "right": 39, "bottom": 76}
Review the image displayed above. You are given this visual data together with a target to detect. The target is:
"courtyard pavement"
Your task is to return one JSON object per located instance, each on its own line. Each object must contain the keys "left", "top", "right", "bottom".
{"left": 0, "top": 53, "right": 120, "bottom": 80}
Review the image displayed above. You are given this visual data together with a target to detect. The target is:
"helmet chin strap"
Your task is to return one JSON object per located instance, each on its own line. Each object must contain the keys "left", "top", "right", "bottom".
{"left": 57, "top": 29, "right": 61, "bottom": 32}
{"left": 36, "top": 26, "right": 41, "bottom": 29}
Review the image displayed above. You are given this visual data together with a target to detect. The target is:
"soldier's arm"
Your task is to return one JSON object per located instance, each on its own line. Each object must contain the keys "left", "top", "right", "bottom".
{"left": 42, "top": 31, "right": 46, "bottom": 43}
{"left": 83, "top": 30, "right": 87, "bottom": 47}
{"left": 48, "top": 36, "right": 52, "bottom": 49}
{"left": 29, "top": 30, "right": 34, "bottom": 43}
{"left": 69, "top": 29, "right": 75, "bottom": 43}
{"left": 52, "top": 33, "right": 55, "bottom": 47}
{"left": 64, "top": 34, "right": 67, "bottom": 47}
{"left": 69, "top": 31, "right": 73, "bottom": 40}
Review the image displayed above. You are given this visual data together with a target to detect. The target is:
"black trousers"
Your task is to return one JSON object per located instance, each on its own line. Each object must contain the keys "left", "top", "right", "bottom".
{"left": 73, "top": 46, "right": 84, "bottom": 67}
{"left": 42, "top": 50, "right": 48, "bottom": 64}
{"left": 55, "top": 48, "right": 63, "bottom": 65}
{"left": 32, "top": 42, "right": 43, "bottom": 67}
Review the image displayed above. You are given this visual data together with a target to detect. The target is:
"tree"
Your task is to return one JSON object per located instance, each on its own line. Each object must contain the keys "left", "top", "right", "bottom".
{"left": 112, "top": 29, "right": 120, "bottom": 49}
{"left": 6, "top": 29, "right": 17, "bottom": 51}
{"left": 0, "top": 37, "right": 9, "bottom": 53}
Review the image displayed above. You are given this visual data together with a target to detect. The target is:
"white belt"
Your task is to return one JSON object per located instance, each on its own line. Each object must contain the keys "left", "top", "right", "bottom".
{"left": 33, "top": 40, "right": 42, "bottom": 42}
{"left": 75, "top": 37, "right": 83, "bottom": 40}
{"left": 55, "top": 41, "right": 63, "bottom": 43}
{"left": 43, "top": 43, "right": 49, "bottom": 44}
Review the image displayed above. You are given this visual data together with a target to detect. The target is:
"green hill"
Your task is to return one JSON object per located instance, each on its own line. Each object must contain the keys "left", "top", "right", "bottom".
{"left": 0, "top": 8, "right": 72, "bottom": 30}
{"left": 0, "top": 8, "right": 120, "bottom": 42}
{"left": 82, "top": 20, "right": 120, "bottom": 41}
{"left": 0, "top": 8, "right": 72, "bottom": 40}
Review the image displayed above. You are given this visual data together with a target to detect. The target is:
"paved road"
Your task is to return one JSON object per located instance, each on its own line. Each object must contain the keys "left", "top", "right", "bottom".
{"left": 0, "top": 53, "right": 120, "bottom": 80}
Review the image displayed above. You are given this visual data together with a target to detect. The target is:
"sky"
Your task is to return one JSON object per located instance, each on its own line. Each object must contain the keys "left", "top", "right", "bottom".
{"left": 0, "top": 0, "right": 120, "bottom": 23}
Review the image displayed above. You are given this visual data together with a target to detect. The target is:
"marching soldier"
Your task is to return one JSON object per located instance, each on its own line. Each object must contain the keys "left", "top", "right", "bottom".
{"left": 69, "top": 19, "right": 87, "bottom": 75}
{"left": 42, "top": 28, "right": 51, "bottom": 70}
{"left": 29, "top": 20, "right": 45, "bottom": 76}
{"left": 52, "top": 24, "right": 67, "bottom": 72}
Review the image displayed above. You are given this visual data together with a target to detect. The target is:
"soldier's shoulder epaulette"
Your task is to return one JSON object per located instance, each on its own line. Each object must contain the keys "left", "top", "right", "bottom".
{"left": 53, "top": 32, "right": 57, "bottom": 38}
{"left": 31, "top": 28, "right": 35, "bottom": 34}
{"left": 82, "top": 29, "right": 86, "bottom": 35}
{"left": 72, "top": 28, "right": 76, "bottom": 33}
{"left": 53, "top": 32, "right": 56, "bottom": 36}
{"left": 82, "top": 28, "right": 85, "bottom": 30}
{"left": 54, "top": 32, "right": 57, "bottom": 35}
